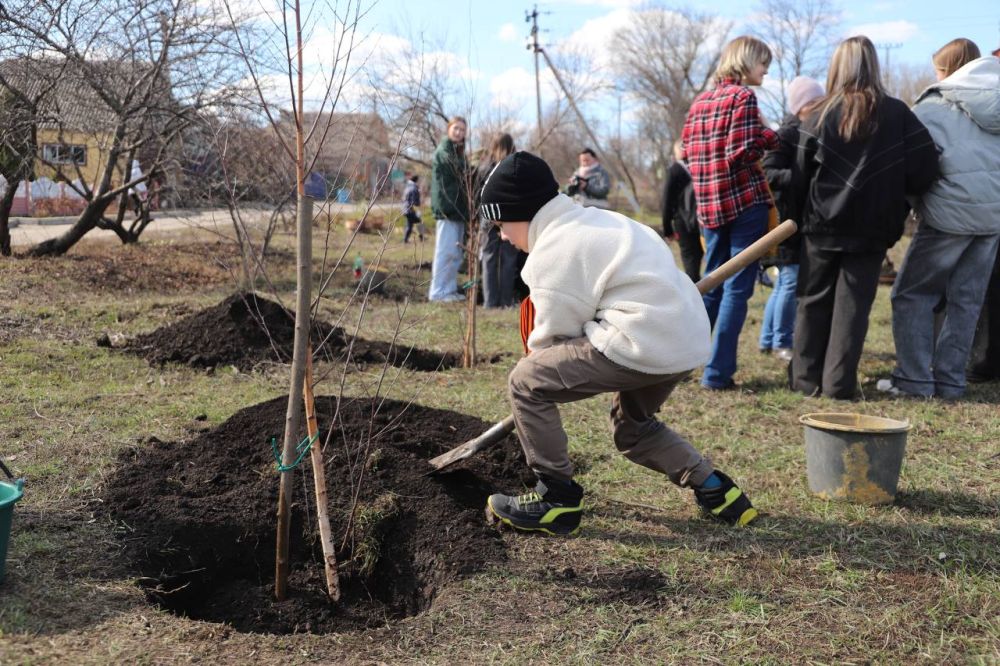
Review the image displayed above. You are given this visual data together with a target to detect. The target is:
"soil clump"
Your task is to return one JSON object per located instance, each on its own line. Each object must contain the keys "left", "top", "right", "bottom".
{"left": 103, "top": 396, "right": 532, "bottom": 634}
{"left": 126, "top": 293, "right": 468, "bottom": 371}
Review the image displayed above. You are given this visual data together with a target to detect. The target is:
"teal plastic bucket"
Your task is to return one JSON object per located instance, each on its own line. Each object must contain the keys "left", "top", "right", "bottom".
{"left": 0, "top": 478, "right": 24, "bottom": 582}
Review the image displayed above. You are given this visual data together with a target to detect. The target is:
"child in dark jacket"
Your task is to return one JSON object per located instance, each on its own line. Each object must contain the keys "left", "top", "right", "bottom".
{"left": 661, "top": 140, "right": 702, "bottom": 282}
{"left": 401, "top": 174, "right": 423, "bottom": 243}
{"left": 478, "top": 151, "right": 759, "bottom": 536}
{"left": 758, "top": 76, "right": 824, "bottom": 360}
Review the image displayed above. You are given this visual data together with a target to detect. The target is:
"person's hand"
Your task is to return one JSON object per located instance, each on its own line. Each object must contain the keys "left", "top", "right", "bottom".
{"left": 664, "top": 232, "right": 679, "bottom": 243}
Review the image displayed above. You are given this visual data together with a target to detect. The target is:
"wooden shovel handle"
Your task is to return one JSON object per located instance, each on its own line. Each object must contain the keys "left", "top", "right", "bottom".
{"left": 694, "top": 219, "right": 797, "bottom": 295}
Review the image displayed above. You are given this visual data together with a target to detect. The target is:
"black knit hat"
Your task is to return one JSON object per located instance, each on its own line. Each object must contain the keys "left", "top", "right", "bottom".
{"left": 479, "top": 151, "right": 559, "bottom": 223}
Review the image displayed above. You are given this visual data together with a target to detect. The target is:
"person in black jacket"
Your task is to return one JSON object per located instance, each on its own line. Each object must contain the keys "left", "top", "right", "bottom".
{"left": 758, "top": 76, "right": 824, "bottom": 360}
{"left": 661, "top": 140, "right": 702, "bottom": 282}
{"left": 475, "top": 133, "right": 521, "bottom": 308}
{"left": 789, "top": 36, "right": 939, "bottom": 399}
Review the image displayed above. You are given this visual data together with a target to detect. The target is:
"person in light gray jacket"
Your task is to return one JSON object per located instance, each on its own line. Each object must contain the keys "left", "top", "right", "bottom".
{"left": 880, "top": 41, "right": 1000, "bottom": 399}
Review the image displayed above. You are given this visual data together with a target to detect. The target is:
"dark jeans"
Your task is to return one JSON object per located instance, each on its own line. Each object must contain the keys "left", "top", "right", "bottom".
{"left": 676, "top": 225, "right": 704, "bottom": 282}
{"left": 403, "top": 211, "right": 423, "bottom": 243}
{"left": 480, "top": 225, "right": 521, "bottom": 308}
{"left": 890, "top": 225, "right": 1000, "bottom": 398}
{"left": 790, "top": 240, "right": 883, "bottom": 399}
{"left": 969, "top": 244, "right": 1000, "bottom": 381}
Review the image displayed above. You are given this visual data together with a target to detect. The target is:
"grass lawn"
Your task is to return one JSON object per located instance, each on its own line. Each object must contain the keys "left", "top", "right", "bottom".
{"left": 0, "top": 218, "right": 997, "bottom": 664}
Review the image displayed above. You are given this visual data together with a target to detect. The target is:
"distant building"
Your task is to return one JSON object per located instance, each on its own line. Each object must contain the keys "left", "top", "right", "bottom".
{"left": 0, "top": 57, "right": 173, "bottom": 216}
{"left": 279, "top": 111, "right": 392, "bottom": 202}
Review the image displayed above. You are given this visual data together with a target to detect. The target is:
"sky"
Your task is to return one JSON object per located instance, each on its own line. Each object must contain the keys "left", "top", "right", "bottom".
{"left": 300, "top": 0, "right": 999, "bottom": 133}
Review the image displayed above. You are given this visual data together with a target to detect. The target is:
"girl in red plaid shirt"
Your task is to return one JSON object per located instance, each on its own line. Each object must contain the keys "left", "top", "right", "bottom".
{"left": 682, "top": 35, "right": 778, "bottom": 390}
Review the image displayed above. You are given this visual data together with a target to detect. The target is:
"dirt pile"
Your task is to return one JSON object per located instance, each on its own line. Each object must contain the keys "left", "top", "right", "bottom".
{"left": 126, "top": 293, "right": 465, "bottom": 371}
{"left": 103, "top": 396, "right": 532, "bottom": 634}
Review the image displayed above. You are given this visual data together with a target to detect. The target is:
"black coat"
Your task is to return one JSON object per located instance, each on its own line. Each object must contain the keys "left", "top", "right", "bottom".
{"left": 762, "top": 114, "right": 807, "bottom": 265}
{"left": 797, "top": 96, "right": 939, "bottom": 252}
{"left": 661, "top": 161, "right": 698, "bottom": 237}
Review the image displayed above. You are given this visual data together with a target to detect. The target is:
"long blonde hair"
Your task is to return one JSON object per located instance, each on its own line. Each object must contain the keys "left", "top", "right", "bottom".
{"left": 933, "top": 38, "right": 980, "bottom": 78}
{"left": 817, "top": 36, "right": 885, "bottom": 142}
{"left": 715, "top": 36, "right": 772, "bottom": 82}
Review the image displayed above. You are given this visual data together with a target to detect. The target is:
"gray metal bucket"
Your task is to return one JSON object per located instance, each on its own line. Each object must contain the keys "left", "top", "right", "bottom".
{"left": 800, "top": 413, "right": 911, "bottom": 505}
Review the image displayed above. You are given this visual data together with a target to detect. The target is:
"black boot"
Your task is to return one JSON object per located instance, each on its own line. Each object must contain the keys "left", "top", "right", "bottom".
{"left": 487, "top": 476, "right": 584, "bottom": 536}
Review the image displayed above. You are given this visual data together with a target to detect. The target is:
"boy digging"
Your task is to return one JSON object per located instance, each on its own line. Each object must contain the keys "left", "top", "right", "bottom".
{"left": 480, "top": 151, "right": 758, "bottom": 535}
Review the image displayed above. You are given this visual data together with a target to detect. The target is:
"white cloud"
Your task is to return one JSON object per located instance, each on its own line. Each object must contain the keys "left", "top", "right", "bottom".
{"left": 497, "top": 23, "right": 519, "bottom": 42}
{"left": 489, "top": 67, "right": 536, "bottom": 109}
{"left": 559, "top": 8, "right": 634, "bottom": 69}
{"left": 488, "top": 66, "right": 559, "bottom": 111}
{"left": 847, "top": 20, "right": 920, "bottom": 44}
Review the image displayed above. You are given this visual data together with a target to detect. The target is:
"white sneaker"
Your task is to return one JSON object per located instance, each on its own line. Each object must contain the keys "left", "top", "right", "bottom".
{"left": 876, "top": 378, "right": 900, "bottom": 395}
{"left": 876, "top": 378, "right": 926, "bottom": 398}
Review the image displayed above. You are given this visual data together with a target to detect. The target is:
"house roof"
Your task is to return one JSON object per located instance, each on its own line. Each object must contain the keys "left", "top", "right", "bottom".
{"left": 0, "top": 57, "right": 171, "bottom": 134}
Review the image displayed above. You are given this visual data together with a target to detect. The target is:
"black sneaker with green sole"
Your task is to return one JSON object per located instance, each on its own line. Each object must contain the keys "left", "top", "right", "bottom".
{"left": 486, "top": 477, "right": 584, "bottom": 536}
{"left": 694, "top": 470, "right": 759, "bottom": 526}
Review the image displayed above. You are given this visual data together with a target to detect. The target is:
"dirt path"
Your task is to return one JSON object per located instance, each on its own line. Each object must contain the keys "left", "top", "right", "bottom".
{"left": 8, "top": 203, "right": 402, "bottom": 247}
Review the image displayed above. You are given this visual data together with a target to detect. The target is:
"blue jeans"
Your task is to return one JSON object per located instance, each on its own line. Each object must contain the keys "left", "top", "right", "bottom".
{"left": 428, "top": 218, "right": 465, "bottom": 301}
{"left": 891, "top": 224, "right": 1000, "bottom": 399}
{"left": 759, "top": 264, "right": 799, "bottom": 350}
{"left": 700, "top": 205, "right": 768, "bottom": 387}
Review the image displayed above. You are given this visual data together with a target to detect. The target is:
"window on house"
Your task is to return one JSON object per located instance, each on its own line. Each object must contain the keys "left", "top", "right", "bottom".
{"left": 42, "top": 144, "right": 87, "bottom": 166}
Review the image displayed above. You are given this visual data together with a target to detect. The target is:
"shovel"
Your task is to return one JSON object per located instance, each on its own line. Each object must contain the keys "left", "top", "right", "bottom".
{"left": 428, "top": 219, "right": 798, "bottom": 471}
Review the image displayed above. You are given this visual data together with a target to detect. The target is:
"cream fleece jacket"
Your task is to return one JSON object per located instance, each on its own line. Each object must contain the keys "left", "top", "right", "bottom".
{"left": 522, "top": 194, "right": 711, "bottom": 374}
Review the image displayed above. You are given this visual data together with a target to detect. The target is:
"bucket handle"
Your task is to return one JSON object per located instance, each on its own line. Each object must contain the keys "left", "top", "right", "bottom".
{"left": 0, "top": 458, "right": 14, "bottom": 482}
{"left": 0, "top": 458, "right": 23, "bottom": 492}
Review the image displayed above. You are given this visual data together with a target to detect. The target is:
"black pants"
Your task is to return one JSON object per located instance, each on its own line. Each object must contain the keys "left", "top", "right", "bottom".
{"left": 676, "top": 226, "right": 704, "bottom": 282}
{"left": 968, "top": 245, "right": 1000, "bottom": 381}
{"left": 403, "top": 212, "right": 422, "bottom": 242}
{"left": 790, "top": 239, "right": 883, "bottom": 399}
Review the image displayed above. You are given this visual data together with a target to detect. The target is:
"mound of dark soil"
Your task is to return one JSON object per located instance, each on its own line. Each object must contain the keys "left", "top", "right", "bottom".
{"left": 103, "top": 396, "right": 532, "bottom": 634}
{"left": 126, "top": 293, "right": 472, "bottom": 372}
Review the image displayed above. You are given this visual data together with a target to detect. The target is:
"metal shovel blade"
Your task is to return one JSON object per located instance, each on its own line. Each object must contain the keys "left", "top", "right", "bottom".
{"left": 428, "top": 415, "right": 516, "bottom": 471}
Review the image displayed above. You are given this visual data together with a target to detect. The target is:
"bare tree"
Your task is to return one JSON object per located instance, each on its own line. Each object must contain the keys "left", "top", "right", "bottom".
{"left": 366, "top": 32, "right": 470, "bottom": 169}
{"left": 752, "top": 0, "right": 841, "bottom": 119}
{"left": 0, "top": 83, "right": 40, "bottom": 256}
{"left": 0, "top": 0, "right": 245, "bottom": 256}
{"left": 887, "top": 62, "right": 936, "bottom": 106}
{"left": 610, "top": 6, "right": 730, "bottom": 170}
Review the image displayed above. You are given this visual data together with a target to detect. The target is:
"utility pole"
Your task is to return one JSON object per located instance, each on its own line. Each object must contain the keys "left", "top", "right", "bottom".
{"left": 526, "top": 6, "right": 544, "bottom": 156}
{"left": 877, "top": 42, "right": 902, "bottom": 92}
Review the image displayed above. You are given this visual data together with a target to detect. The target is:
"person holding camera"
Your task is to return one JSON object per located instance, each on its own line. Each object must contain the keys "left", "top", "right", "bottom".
{"left": 566, "top": 148, "right": 611, "bottom": 209}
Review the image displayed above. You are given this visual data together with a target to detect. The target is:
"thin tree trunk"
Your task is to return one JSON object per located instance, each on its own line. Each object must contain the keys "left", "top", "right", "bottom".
{"left": 275, "top": 0, "right": 309, "bottom": 602}
{"left": 303, "top": 345, "right": 340, "bottom": 601}
{"left": 0, "top": 181, "right": 18, "bottom": 257}
{"left": 274, "top": 195, "right": 312, "bottom": 601}
{"left": 462, "top": 217, "right": 479, "bottom": 368}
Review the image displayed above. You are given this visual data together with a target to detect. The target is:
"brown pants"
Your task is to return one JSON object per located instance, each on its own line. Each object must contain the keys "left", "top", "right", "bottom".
{"left": 508, "top": 337, "right": 713, "bottom": 486}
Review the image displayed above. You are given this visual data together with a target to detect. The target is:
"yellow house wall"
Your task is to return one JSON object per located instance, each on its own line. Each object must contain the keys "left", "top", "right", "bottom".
{"left": 35, "top": 129, "right": 127, "bottom": 190}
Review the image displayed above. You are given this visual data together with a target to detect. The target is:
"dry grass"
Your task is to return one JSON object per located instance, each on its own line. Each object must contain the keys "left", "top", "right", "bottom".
{"left": 0, "top": 220, "right": 997, "bottom": 664}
